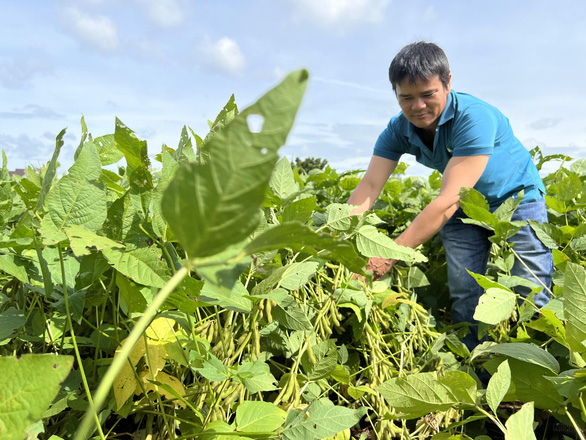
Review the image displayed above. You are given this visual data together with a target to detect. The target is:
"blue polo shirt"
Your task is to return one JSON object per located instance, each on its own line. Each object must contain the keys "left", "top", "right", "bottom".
{"left": 373, "top": 91, "right": 545, "bottom": 208}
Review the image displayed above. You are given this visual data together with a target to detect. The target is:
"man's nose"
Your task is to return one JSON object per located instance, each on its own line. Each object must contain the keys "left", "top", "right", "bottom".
{"left": 412, "top": 98, "right": 426, "bottom": 111}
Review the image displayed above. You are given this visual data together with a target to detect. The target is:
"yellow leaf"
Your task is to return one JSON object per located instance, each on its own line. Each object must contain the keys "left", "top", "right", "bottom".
{"left": 113, "top": 361, "right": 138, "bottom": 410}
{"left": 113, "top": 336, "right": 147, "bottom": 410}
{"left": 141, "top": 371, "right": 186, "bottom": 408}
{"left": 145, "top": 317, "right": 176, "bottom": 341}
{"left": 382, "top": 292, "right": 402, "bottom": 309}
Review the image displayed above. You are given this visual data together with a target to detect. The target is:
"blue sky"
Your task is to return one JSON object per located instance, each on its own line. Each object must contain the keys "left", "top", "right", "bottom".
{"left": 2, "top": 0, "right": 585, "bottom": 175}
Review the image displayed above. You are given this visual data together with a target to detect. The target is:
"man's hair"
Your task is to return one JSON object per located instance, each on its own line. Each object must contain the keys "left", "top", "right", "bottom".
{"left": 388, "top": 42, "right": 451, "bottom": 91}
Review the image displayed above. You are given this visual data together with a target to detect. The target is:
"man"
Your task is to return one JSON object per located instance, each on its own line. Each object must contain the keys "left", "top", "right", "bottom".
{"left": 348, "top": 42, "right": 552, "bottom": 347}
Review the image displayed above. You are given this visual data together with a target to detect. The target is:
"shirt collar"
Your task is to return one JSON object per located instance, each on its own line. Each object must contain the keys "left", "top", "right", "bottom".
{"left": 438, "top": 90, "right": 455, "bottom": 126}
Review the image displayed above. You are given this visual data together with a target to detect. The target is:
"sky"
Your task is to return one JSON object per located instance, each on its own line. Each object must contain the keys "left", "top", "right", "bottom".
{"left": 2, "top": 0, "right": 586, "bottom": 177}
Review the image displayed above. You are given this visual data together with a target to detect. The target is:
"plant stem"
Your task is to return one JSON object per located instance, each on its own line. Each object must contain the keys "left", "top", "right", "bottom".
{"left": 57, "top": 244, "right": 106, "bottom": 440}
{"left": 565, "top": 406, "right": 586, "bottom": 440}
{"left": 74, "top": 265, "right": 190, "bottom": 440}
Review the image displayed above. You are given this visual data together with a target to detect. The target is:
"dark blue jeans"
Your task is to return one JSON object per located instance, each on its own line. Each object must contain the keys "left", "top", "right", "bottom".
{"left": 440, "top": 198, "right": 553, "bottom": 348}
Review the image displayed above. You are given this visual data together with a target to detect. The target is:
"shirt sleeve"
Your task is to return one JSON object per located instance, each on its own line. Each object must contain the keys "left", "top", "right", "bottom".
{"left": 373, "top": 120, "right": 404, "bottom": 161}
{"left": 451, "top": 104, "right": 498, "bottom": 157}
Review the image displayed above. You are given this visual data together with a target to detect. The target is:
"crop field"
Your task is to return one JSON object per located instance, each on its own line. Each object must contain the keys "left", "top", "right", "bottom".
{"left": 1, "top": 70, "right": 585, "bottom": 440}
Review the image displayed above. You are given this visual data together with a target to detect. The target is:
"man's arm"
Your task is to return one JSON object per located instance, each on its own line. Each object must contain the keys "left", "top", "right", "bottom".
{"left": 394, "top": 154, "right": 490, "bottom": 249}
{"left": 348, "top": 156, "right": 398, "bottom": 215}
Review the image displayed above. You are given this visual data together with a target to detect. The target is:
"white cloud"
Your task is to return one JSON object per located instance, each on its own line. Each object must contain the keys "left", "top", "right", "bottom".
{"left": 199, "top": 37, "right": 246, "bottom": 76}
{"left": 0, "top": 58, "right": 52, "bottom": 89}
{"left": 0, "top": 105, "right": 63, "bottom": 119}
{"left": 291, "top": 0, "right": 391, "bottom": 29}
{"left": 527, "top": 117, "right": 563, "bottom": 130}
{"left": 61, "top": 5, "right": 119, "bottom": 54}
{"left": 328, "top": 156, "right": 371, "bottom": 172}
{"left": 135, "top": 0, "right": 185, "bottom": 27}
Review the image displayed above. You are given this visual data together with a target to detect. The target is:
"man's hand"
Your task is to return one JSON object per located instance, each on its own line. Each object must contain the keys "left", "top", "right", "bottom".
{"left": 368, "top": 256, "right": 396, "bottom": 280}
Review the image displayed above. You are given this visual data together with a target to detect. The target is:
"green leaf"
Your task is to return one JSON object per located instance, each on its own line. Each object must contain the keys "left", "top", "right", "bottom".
{"left": 36, "top": 128, "right": 65, "bottom": 211}
{"left": 472, "top": 342, "right": 560, "bottom": 374}
{"left": 504, "top": 402, "right": 536, "bottom": 440}
{"left": 356, "top": 225, "right": 427, "bottom": 263}
{"left": 459, "top": 188, "right": 497, "bottom": 228}
{"left": 253, "top": 261, "right": 319, "bottom": 296}
{"left": 486, "top": 360, "right": 511, "bottom": 413}
{"left": 272, "top": 297, "right": 312, "bottom": 331}
{"left": 233, "top": 361, "right": 278, "bottom": 393}
{"left": 236, "top": 401, "right": 287, "bottom": 433}
{"left": 94, "top": 134, "right": 124, "bottom": 166}
{"left": 103, "top": 246, "right": 169, "bottom": 289}
{"left": 0, "top": 354, "right": 73, "bottom": 440}
{"left": 116, "top": 275, "right": 148, "bottom": 314}
{"left": 45, "top": 141, "right": 107, "bottom": 233}
{"left": 151, "top": 149, "right": 179, "bottom": 240}
{"left": 114, "top": 118, "right": 153, "bottom": 218}
{"left": 493, "top": 192, "right": 523, "bottom": 223}
{"left": 0, "top": 254, "right": 30, "bottom": 284}
{"left": 325, "top": 203, "right": 356, "bottom": 231}
{"left": 65, "top": 224, "right": 124, "bottom": 257}
{"left": 0, "top": 308, "right": 26, "bottom": 341}
{"left": 244, "top": 222, "right": 366, "bottom": 274}
{"left": 473, "top": 288, "right": 517, "bottom": 325}
{"left": 199, "top": 279, "right": 252, "bottom": 314}
{"left": 281, "top": 196, "right": 316, "bottom": 224}
{"left": 498, "top": 359, "right": 563, "bottom": 409}
{"left": 279, "top": 262, "right": 319, "bottom": 290}
{"left": 300, "top": 340, "right": 338, "bottom": 380}
{"left": 195, "top": 353, "right": 228, "bottom": 382}
{"left": 282, "top": 399, "right": 367, "bottom": 440}
{"left": 528, "top": 220, "right": 561, "bottom": 249}
{"left": 376, "top": 371, "right": 477, "bottom": 419}
{"left": 270, "top": 157, "right": 299, "bottom": 201}
{"left": 545, "top": 194, "right": 569, "bottom": 214}
{"left": 162, "top": 70, "right": 308, "bottom": 259}
{"left": 564, "top": 263, "right": 586, "bottom": 353}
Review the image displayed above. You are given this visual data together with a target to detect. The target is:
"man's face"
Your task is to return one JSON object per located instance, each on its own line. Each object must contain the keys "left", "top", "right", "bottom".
{"left": 395, "top": 74, "right": 451, "bottom": 133}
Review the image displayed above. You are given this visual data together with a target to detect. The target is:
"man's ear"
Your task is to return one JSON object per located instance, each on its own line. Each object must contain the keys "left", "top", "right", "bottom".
{"left": 446, "top": 73, "right": 452, "bottom": 93}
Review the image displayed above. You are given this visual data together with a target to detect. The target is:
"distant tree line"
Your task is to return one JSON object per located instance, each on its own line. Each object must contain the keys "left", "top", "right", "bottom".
{"left": 292, "top": 157, "right": 328, "bottom": 173}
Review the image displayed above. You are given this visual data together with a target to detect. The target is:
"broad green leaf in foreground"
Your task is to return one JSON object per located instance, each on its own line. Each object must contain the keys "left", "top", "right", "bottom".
{"left": 473, "top": 288, "right": 517, "bottom": 325}
{"left": 244, "top": 222, "right": 366, "bottom": 273}
{"left": 504, "top": 402, "right": 536, "bottom": 440}
{"left": 459, "top": 187, "right": 497, "bottom": 228}
{"left": 471, "top": 342, "right": 560, "bottom": 373}
{"left": 486, "top": 360, "right": 511, "bottom": 413}
{"left": 563, "top": 262, "right": 586, "bottom": 353}
{"left": 282, "top": 399, "right": 367, "bottom": 440}
{"left": 356, "top": 225, "right": 427, "bottom": 263}
{"left": 235, "top": 401, "right": 286, "bottom": 433}
{"left": 501, "top": 359, "right": 563, "bottom": 409}
{"left": 376, "top": 370, "right": 477, "bottom": 419}
{"left": 0, "top": 354, "right": 73, "bottom": 440}
{"left": 162, "top": 70, "right": 308, "bottom": 259}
